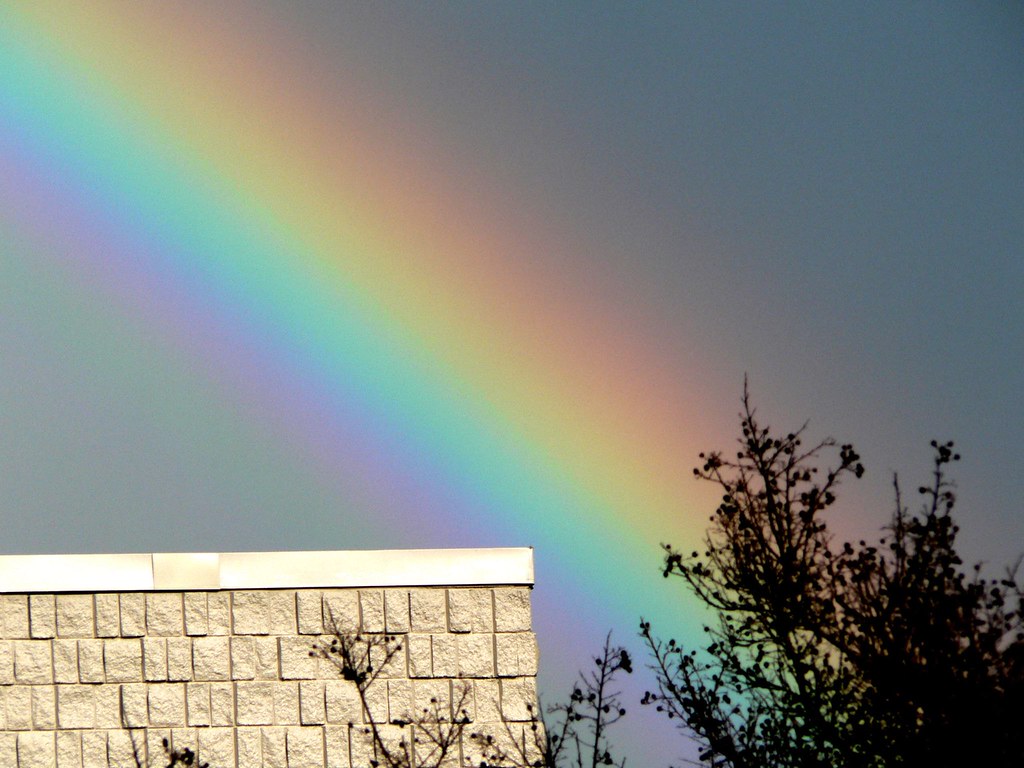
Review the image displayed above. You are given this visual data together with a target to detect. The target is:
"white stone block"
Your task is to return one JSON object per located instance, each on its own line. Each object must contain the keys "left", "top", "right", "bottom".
{"left": 207, "top": 591, "right": 232, "bottom": 635}
{"left": 296, "top": 591, "right": 323, "bottom": 635}
{"left": 230, "top": 636, "right": 255, "bottom": 680}
{"left": 452, "top": 679, "right": 475, "bottom": 725}
{"left": 493, "top": 588, "right": 532, "bottom": 632}
{"left": 236, "top": 681, "right": 276, "bottom": 725}
{"left": 54, "top": 730, "right": 80, "bottom": 768}
{"left": 7, "top": 685, "right": 32, "bottom": 729}
{"left": 415, "top": 679, "right": 454, "bottom": 722}
{"left": 363, "top": 681, "right": 387, "bottom": 723}
{"left": 460, "top": 733, "right": 489, "bottom": 768}
{"left": 15, "top": 640, "right": 53, "bottom": 683}
{"left": 274, "top": 681, "right": 300, "bottom": 725}
{"left": 370, "top": 638, "right": 407, "bottom": 679}
{"left": 143, "top": 638, "right": 168, "bottom": 681}
{"left": 495, "top": 632, "right": 538, "bottom": 677}
{"left": 410, "top": 589, "right": 447, "bottom": 632}
{"left": 279, "top": 636, "right": 317, "bottom": 680}
{"left": 17, "top": 731, "right": 55, "bottom": 768}
{"left": 254, "top": 637, "right": 280, "bottom": 680}
{"left": 384, "top": 590, "right": 410, "bottom": 633}
{"left": 447, "top": 588, "right": 494, "bottom": 633}
{"left": 235, "top": 727, "right": 262, "bottom": 768}
{"left": 407, "top": 634, "right": 432, "bottom": 678}
{"left": 315, "top": 642, "right": 342, "bottom": 681}
{"left": 0, "top": 641, "right": 14, "bottom": 683}
{"left": 458, "top": 634, "right": 494, "bottom": 678}
{"left": 80, "top": 731, "right": 106, "bottom": 768}
{"left": 105, "top": 729, "right": 137, "bottom": 767}
{"left": 52, "top": 640, "right": 78, "bottom": 683}
{"left": 268, "top": 591, "right": 298, "bottom": 635}
{"left": 148, "top": 683, "right": 186, "bottom": 727}
{"left": 198, "top": 727, "right": 236, "bottom": 766}
{"left": 500, "top": 676, "right": 538, "bottom": 722}
{"left": 210, "top": 682, "right": 234, "bottom": 726}
{"left": 260, "top": 727, "right": 287, "bottom": 768}
{"left": 144, "top": 730, "right": 171, "bottom": 767}
{"left": 360, "top": 590, "right": 385, "bottom": 633}
{"left": 388, "top": 679, "right": 414, "bottom": 723}
{"left": 192, "top": 636, "right": 230, "bottom": 681}
{"left": 166, "top": 637, "right": 193, "bottom": 681}
{"left": 77, "top": 640, "right": 104, "bottom": 684}
{"left": 416, "top": 726, "right": 461, "bottom": 768}
{"left": 56, "top": 684, "right": 95, "bottom": 729}
{"left": 432, "top": 634, "right": 458, "bottom": 678}
{"left": 233, "top": 590, "right": 297, "bottom": 636}
{"left": 55, "top": 594, "right": 94, "bottom": 638}
{"left": 522, "top": 722, "right": 546, "bottom": 768}
{"left": 462, "top": 724, "right": 524, "bottom": 768}
{"left": 232, "top": 591, "right": 269, "bottom": 635}
{"left": 3, "top": 595, "right": 30, "bottom": 638}
{"left": 324, "top": 680, "right": 362, "bottom": 724}
{"left": 183, "top": 592, "right": 209, "bottom": 636}
{"left": 93, "top": 684, "right": 120, "bottom": 728}
{"left": 169, "top": 728, "right": 198, "bottom": 760}
{"left": 324, "top": 725, "right": 351, "bottom": 768}
{"left": 375, "top": 724, "right": 411, "bottom": 766}
{"left": 146, "top": 593, "right": 183, "bottom": 636}
{"left": 31, "top": 685, "right": 56, "bottom": 729}
{"left": 0, "top": 734, "right": 15, "bottom": 768}
{"left": 287, "top": 726, "right": 325, "bottom": 768}
{"left": 108, "top": 733, "right": 142, "bottom": 768}
{"left": 322, "top": 591, "right": 359, "bottom": 633}
{"left": 186, "top": 682, "right": 211, "bottom": 726}
{"left": 299, "top": 681, "right": 326, "bottom": 725}
{"left": 93, "top": 594, "right": 120, "bottom": 638}
{"left": 104, "top": 638, "right": 143, "bottom": 682}
{"left": 29, "top": 594, "right": 56, "bottom": 639}
{"left": 473, "top": 679, "right": 502, "bottom": 723}
{"left": 121, "top": 683, "right": 148, "bottom": 728}
{"left": 119, "top": 593, "right": 146, "bottom": 637}
{"left": 349, "top": 724, "right": 375, "bottom": 768}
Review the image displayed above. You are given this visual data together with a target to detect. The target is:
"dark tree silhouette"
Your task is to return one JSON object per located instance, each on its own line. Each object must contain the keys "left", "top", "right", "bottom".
{"left": 125, "top": 733, "right": 210, "bottom": 768}
{"left": 119, "top": 606, "right": 629, "bottom": 768}
{"left": 313, "top": 617, "right": 632, "bottom": 768}
{"left": 641, "top": 388, "right": 1024, "bottom": 768}
{"left": 311, "top": 623, "right": 473, "bottom": 768}
{"left": 471, "top": 632, "right": 632, "bottom": 768}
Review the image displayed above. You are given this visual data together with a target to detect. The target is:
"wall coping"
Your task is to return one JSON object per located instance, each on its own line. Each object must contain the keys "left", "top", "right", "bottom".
{"left": 0, "top": 547, "right": 534, "bottom": 592}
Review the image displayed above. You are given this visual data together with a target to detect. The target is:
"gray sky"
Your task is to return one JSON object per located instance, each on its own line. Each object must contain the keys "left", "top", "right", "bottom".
{"left": 2, "top": 3, "right": 1022, "bottom": 764}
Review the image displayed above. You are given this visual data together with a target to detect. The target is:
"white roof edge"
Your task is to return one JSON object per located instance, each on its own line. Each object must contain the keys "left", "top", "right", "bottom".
{"left": 0, "top": 548, "right": 534, "bottom": 593}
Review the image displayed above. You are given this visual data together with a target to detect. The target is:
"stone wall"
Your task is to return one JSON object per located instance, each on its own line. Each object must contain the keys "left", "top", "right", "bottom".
{"left": 0, "top": 549, "right": 537, "bottom": 768}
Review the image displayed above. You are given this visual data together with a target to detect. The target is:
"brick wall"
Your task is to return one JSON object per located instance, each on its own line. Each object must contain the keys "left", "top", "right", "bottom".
{"left": 0, "top": 550, "right": 538, "bottom": 768}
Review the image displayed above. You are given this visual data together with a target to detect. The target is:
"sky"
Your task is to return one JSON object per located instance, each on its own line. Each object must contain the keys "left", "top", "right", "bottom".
{"left": 1, "top": 2, "right": 1022, "bottom": 765}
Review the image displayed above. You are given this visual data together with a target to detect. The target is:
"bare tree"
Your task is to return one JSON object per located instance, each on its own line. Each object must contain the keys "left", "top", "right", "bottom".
{"left": 125, "top": 731, "right": 210, "bottom": 768}
{"left": 311, "top": 619, "right": 472, "bottom": 768}
{"left": 471, "top": 633, "right": 632, "bottom": 768}
{"left": 642, "top": 387, "right": 1024, "bottom": 767}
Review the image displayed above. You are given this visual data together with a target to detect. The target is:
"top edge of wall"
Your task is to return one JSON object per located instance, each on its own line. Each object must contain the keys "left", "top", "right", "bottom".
{"left": 0, "top": 548, "right": 534, "bottom": 593}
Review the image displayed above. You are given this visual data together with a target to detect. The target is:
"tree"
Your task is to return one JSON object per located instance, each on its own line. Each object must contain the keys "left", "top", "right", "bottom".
{"left": 118, "top": 607, "right": 629, "bottom": 768}
{"left": 641, "top": 388, "right": 1024, "bottom": 768}
{"left": 471, "top": 632, "right": 633, "bottom": 768}
{"left": 311, "top": 627, "right": 473, "bottom": 768}
{"left": 311, "top": 618, "right": 633, "bottom": 768}
{"left": 126, "top": 734, "right": 210, "bottom": 768}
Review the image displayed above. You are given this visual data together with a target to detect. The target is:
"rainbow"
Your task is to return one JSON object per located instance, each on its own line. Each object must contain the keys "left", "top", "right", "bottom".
{"left": 0, "top": 2, "right": 726, "bottom": 666}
